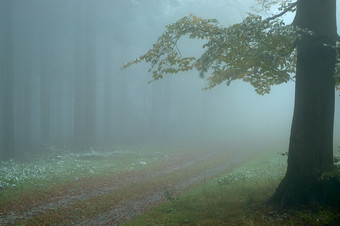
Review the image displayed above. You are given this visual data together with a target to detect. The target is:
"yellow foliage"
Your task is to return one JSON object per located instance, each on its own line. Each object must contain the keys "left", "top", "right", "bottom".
{"left": 190, "top": 14, "right": 202, "bottom": 22}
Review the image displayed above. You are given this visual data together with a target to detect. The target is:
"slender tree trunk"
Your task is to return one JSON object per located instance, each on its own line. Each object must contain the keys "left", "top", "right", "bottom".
{"left": 22, "top": 34, "right": 33, "bottom": 154}
{"left": 73, "top": 0, "right": 97, "bottom": 150}
{"left": 73, "top": 41, "right": 86, "bottom": 149}
{"left": 103, "top": 44, "right": 114, "bottom": 145}
{"left": 83, "top": 1, "right": 97, "bottom": 148}
{"left": 73, "top": 2, "right": 86, "bottom": 150}
{"left": 84, "top": 39, "right": 97, "bottom": 148}
{"left": 40, "top": 52, "right": 51, "bottom": 146}
{"left": 40, "top": 3, "right": 52, "bottom": 146}
{"left": 271, "top": 0, "right": 339, "bottom": 208}
{"left": 2, "top": 1, "right": 15, "bottom": 160}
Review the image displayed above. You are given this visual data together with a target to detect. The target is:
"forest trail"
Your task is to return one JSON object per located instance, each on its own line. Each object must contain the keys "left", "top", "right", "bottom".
{"left": 0, "top": 149, "right": 251, "bottom": 225}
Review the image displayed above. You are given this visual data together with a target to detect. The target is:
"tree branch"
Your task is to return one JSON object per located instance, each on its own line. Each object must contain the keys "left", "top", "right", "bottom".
{"left": 263, "top": 1, "right": 298, "bottom": 23}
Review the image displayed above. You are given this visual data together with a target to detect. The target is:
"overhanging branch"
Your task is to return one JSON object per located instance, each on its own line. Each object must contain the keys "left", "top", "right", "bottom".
{"left": 263, "top": 1, "right": 298, "bottom": 23}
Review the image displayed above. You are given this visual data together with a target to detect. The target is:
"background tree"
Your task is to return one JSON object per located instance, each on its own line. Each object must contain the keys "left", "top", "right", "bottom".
{"left": 0, "top": 0, "right": 15, "bottom": 160}
{"left": 123, "top": 0, "right": 340, "bottom": 208}
{"left": 72, "top": 0, "right": 98, "bottom": 149}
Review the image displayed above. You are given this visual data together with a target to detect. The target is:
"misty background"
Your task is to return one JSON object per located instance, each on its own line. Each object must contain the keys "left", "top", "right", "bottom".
{"left": 0, "top": 0, "right": 339, "bottom": 160}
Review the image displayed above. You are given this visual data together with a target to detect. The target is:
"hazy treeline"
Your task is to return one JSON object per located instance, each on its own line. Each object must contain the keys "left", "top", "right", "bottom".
{"left": 0, "top": 0, "right": 165, "bottom": 159}
{"left": 0, "top": 0, "right": 339, "bottom": 160}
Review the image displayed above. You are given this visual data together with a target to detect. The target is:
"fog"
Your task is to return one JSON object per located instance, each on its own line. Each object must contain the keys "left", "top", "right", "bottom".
{"left": 0, "top": 0, "right": 339, "bottom": 160}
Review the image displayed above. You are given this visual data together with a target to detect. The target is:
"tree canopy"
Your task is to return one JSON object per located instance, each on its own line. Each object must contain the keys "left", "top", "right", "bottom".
{"left": 123, "top": 0, "right": 340, "bottom": 95}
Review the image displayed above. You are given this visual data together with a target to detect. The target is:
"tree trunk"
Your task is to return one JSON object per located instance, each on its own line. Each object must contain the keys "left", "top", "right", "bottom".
{"left": 73, "top": 0, "right": 97, "bottom": 150}
{"left": 270, "top": 0, "right": 339, "bottom": 208}
{"left": 40, "top": 3, "right": 52, "bottom": 147}
{"left": 2, "top": 0, "right": 15, "bottom": 160}
{"left": 73, "top": 1, "right": 86, "bottom": 150}
{"left": 83, "top": 0, "right": 97, "bottom": 148}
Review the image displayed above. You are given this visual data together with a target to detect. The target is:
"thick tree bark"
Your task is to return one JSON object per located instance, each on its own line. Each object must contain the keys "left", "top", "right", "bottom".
{"left": 270, "top": 0, "right": 339, "bottom": 208}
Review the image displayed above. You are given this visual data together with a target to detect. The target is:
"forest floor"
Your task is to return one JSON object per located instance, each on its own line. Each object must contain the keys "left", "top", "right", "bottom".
{"left": 0, "top": 146, "right": 253, "bottom": 225}
{"left": 2, "top": 147, "right": 340, "bottom": 225}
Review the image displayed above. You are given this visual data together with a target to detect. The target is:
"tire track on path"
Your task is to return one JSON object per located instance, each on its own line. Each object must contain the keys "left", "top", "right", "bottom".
{"left": 1, "top": 151, "right": 212, "bottom": 225}
{"left": 77, "top": 151, "right": 249, "bottom": 225}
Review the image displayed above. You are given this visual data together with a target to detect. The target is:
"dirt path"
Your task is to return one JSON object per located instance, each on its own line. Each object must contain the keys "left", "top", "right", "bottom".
{"left": 0, "top": 150, "right": 249, "bottom": 225}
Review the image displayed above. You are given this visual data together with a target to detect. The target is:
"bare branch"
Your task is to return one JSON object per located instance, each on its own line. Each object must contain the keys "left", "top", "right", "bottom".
{"left": 263, "top": 1, "right": 298, "bottom": 23}
{"left": 175, "top": 43, "right": 183, "bottom": 59}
